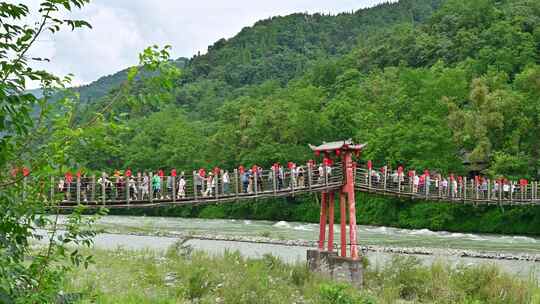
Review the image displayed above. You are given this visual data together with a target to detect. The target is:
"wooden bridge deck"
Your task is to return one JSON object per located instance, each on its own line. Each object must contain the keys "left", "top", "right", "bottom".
{"left": 48, "top": 165, "right": 540, "bottom": 210}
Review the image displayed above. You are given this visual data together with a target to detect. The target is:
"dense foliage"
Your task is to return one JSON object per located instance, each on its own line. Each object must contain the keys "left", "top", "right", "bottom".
{"left": 57, "top": 0, "right": 540, "bottom": 233}
{"left": 0, "top": 1, "right": 109, "bottom": 303}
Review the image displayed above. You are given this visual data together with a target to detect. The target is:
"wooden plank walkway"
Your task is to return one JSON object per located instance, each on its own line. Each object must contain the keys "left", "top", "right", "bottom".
{"left": 46, "top": 164, "right": 540, "bottom": 209}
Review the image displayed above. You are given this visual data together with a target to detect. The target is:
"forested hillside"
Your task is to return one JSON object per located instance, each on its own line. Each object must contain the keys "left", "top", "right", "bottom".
{"left": 59, "top": 0, "right": 540, "bottom": 233}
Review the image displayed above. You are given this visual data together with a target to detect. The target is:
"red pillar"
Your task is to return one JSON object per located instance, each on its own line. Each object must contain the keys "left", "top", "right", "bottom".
{"left": 343, "top": 151, "right": 359, "bottom": 259}
{"left": 327, "top": 191, "right": 335, "bottom": 252}
{"left": 339, "top": 191, "right": 347, "bottom": 257}
{"left": 318, "top": 192, "right": 327, "bottom": 251}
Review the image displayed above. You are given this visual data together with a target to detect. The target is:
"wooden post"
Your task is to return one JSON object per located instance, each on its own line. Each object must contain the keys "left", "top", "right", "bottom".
{"left": 101, "top": 173, "right": 106, "bottom": 204}
{"left": 437, "top": 178, "right": 441, "bottom": 199}
{"left": 136, "top": 174, "right": 141, "bottom": 200}
{"left": 272, "top": 170, "right": 277, "bottom": 196}
{"left": 221, "top": 171, "right": 225, "bottom": 196}
{"left": 215, "top": 173, "right": 219, "bottom": 199}
{"left": 383, "top": 167, "right": 387, "bottom": 191}
{"left": 327, "top": 191, "right": 335, "bottom": 252}
{"left": 368, "top": 168, "right": 372, "bottom": 190}
{"left": 307, "top": 163, "right": 313, "bottom": 190}
{"left": 76, "top": 176, "right": 81, "bottom": 204}
{"left": 499, "top": 180, "right": 502, "bottom": 202}
{"left": 290, "top": 168, "right": 295, "bottom": 196}
{"left": 487, "top": 179, "right": 491, "bottom": 201}
{"left": 193, "top": 171, "right": 198, "bottom": 201}
{"left": 126, "top": 176, "right": 130, "bottom": 205}
{"left": 91, "top": 175, "right": 96, "bottom": 202}
{"left": 510, "top": 181, "right": 513, "bottom": 202}
{"left": 172, "top": 175, "right": 176, "bottom": 202}
{"left": 475, "top": 179, "right": 479, "bottom": 200}
{"left": 254, "top": 170, "right": 258, "bottom": 196}
{"left": 234, "top": 169, "right": 239, "bottom": 199}
{"left": 463, "top": 177, "right": 467, "bottom": 201}
{"left": 149, "top": 173, "right": 154, "bottom": 203}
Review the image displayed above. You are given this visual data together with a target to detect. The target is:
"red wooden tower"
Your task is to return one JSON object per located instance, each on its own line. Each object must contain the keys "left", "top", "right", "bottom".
{"left": 309, "top": 140, "right": 366, "bottom": 259}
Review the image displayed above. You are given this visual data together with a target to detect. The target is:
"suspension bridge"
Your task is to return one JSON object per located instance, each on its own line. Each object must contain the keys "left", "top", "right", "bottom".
{"left": 29, "top": 140, "right": 540, "bottom": 263}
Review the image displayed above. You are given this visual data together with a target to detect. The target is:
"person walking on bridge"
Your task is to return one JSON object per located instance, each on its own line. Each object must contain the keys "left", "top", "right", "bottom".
{"left": 140, "top": 172, "right": 149, "bottom": 200}
{"left": 203, "top": 173, "right": 214, "bottom": 197}
{"left": 177, "top": 174, "right": 186, "bottom": 199}
{"left": 297, "top": 165, "right": 305, "bottom": 188}
{"left": 241, "top": 170, "right": 249, "bottom": 193}
{"left": 222, "top": 170, "right": 230, "bottom": 194}
{"left": 152, "top": 172, "right": 161, "bottom": 199}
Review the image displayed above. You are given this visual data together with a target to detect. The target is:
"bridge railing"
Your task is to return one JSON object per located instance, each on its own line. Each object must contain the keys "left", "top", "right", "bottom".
{"left": 50, "top": 163, "right": 344, "bottom": 207}
{"left": 355, "top": 168, "right": 540, "bottom": 205}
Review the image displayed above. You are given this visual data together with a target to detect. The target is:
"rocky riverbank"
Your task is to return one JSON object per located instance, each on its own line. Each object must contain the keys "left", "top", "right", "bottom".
{"left": 104, "top": 228, "right": 540, "bottom": 262}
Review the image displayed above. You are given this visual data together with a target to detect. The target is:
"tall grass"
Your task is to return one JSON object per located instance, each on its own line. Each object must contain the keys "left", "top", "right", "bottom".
{"left": 64, "top": 244, "right": 540, "bottom": 303}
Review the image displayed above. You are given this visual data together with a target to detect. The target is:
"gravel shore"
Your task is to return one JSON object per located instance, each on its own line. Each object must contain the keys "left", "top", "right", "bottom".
{"left": 113, "top": 229, "right": 540, "bottom": 262}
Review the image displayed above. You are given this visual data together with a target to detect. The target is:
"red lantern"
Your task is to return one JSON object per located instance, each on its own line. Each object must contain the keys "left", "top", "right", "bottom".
{"left": 65, "top": 171, "right": 73, "bottom": 183}
{"left": 199, "top": 168, "right": 206, "bottom": 177}
{"left": 22, "top": 167, "right": 30, "bottom": 177}
{"left": 239, "top": 166, "right": 244, "bottom": 174}
{"left": 171, "top": 169, "right": 177, "bottom": 177}
{"left": 335, "top": 149, "right": 341, "bottom": 156}
{"left": 126, "top": 168, "right": 132, "bottom": 177}
{"left": 367, "top": 160, "right": 372, "bottom": 170}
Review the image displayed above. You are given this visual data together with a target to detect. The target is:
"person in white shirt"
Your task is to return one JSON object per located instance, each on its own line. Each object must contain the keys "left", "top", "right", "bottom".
{"left": 318, "top": 164, "right": 324, "bottom": 184}
{"left": 222, "top": 170, "right": 230, "bottom": 194}
{"left": 177, "top": 175, "right": 186, "bottom": 199}
{"left": 140, "top": 173, "right": 149, "bottom": 200}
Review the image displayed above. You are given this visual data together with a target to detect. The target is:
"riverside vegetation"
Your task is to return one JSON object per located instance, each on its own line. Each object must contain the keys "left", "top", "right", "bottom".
{"left": 64, "top": 243, "right": 540, "bottom": 304}
{"left": 60, "top": 0, "right": 540, "bottom": 235}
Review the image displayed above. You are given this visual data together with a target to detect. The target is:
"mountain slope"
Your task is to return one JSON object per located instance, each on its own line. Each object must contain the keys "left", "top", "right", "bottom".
{"left": 70, "top": 0, "right": 443, "bottom": 106}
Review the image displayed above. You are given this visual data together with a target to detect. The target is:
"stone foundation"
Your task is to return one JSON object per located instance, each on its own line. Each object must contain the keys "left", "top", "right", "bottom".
{"left": 307, "top": 250, "right": 363, "bottom": 288}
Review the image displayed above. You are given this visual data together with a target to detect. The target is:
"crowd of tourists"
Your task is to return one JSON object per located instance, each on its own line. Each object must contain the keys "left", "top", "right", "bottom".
{"left": 364, "top": 163, "right": 532, "bottom": 199}
{"left": 56, "top": 160, "right": 335, "bottom": 202}
{"left": 54, "top": 159, "right": 533, "bottom": 202}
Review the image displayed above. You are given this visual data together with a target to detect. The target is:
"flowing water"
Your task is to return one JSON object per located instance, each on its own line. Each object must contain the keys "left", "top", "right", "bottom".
{"left": 50, "top": 215, "right": 540, "bottom": 279}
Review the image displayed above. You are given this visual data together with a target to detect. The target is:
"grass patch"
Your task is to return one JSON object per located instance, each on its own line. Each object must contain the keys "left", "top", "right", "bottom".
{"left": 64, "top": 244, "right": 540, "bottom": 303}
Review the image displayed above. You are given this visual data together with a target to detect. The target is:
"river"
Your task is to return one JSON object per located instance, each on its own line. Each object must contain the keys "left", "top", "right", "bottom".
{"left": 51, "top": 215, "right": 540, "bottom": 279}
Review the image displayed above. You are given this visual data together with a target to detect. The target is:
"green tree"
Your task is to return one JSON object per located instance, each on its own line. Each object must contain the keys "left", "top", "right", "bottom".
{"left": 0, "top": 1, "right": 106, "bottom": 303}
